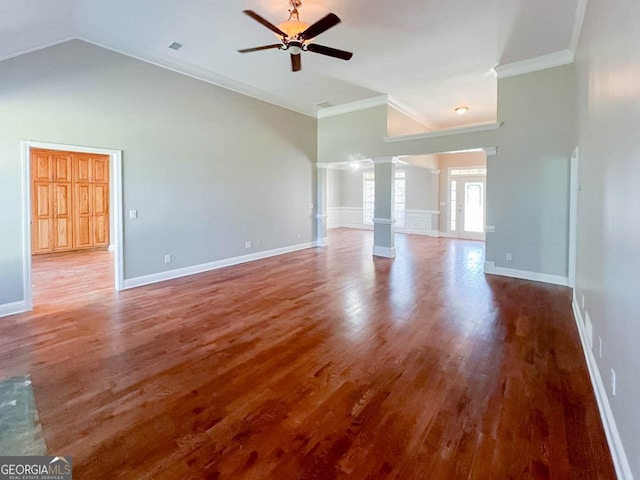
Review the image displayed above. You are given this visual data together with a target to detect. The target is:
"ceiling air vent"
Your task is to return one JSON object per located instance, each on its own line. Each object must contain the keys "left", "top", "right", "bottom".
{"left": 316, "top": 102, "right": 333, "bottom": 109}
{"left": 168, "top": 42, "right": 184, "bottom": 51}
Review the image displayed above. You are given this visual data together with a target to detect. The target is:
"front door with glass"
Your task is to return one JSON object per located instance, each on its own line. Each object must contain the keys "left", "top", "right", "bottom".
{"left": 450, "top": 175, "right": 486, "bottom": 241}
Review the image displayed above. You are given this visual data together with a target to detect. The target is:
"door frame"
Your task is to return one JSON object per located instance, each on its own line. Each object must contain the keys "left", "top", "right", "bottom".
{"left": 447, "top": 166, "right": 487, "bottom": 241}
{"left": 21, "top": 141, "right": 124, "bottom": 311}
{"left": 568, "top": 147, "right": 579, "bottom": 288}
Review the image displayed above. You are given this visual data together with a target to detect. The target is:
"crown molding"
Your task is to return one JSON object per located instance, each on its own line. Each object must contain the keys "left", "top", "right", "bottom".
{"left": 74, "top": 32, "right": 317, "bottom": 118}
{"left": 493, "top": 49, "right": 575, "bottom": 79}
{"left": 571, "top": 0, "right": 589, "bottom": 52}
{"left": 316, "top": 95, "right": 389, "bottom": 118}
{"left": 0, "top": 36, "right": 76, "bottom": 63}
{"left": 384, "top": 122, "right": 503, "bottom": 143}
{"left": 387, "top": 96, "right": 439, "bottom": 131}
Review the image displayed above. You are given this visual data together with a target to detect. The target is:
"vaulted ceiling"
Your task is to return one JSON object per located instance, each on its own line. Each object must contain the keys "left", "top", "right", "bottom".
{"left": 0, "top": 0, "right": 584, "bottom": 128}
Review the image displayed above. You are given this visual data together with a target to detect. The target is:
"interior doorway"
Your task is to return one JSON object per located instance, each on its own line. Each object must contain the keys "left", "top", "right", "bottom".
{"left": 21, "top": 141, "right": 124, "bottom": 311}
{"left": 449, "top": 168, "right": 487, "bottom": 241}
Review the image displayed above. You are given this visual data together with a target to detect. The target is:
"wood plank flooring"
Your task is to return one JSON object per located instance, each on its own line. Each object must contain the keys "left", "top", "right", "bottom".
{"left": 0, "top": 229, "right": 615, "bottom": 479}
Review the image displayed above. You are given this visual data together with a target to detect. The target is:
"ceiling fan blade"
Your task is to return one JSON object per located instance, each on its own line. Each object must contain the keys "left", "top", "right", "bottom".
{"left": 300, "top": 13, "right": 341, "bottom": 40}
{"left": 306, "top": 43, "right": 353, "bottom": 61}
{"left": 243, "top": 10, "right": 287, "bottom": 37}
{"left": 291, "top": 53, "right": 302, "bottom": 72}
{"left": 238, "top": 44, "right": 283, "bottom": 53}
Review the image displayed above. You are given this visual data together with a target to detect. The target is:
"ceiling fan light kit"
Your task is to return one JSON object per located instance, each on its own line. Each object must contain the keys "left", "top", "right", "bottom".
{"left": 238, "top": 0, "right": 353, "bottom": 72}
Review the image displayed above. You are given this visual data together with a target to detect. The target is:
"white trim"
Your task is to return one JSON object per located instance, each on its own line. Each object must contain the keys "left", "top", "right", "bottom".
{"left": 571, "top": 0, "right": 589, "bottom": 52}
{"left": 20, "top": 143, "right": 33, "bottom": 312}
{"left": 123, "top": 241, "right": 318, "bottom": 290}
{"left": 0, "top": 301, "right": 27, "bottom": 319}
{"left": 484, "top": 261, "right": 569, "bottom": 286}
{"left": 383, "top": 122, "right": 503, "bottom": 143}
{"left": 372, "top": 157, "right": 399, "bottom": 165}
{"left": 396, "top": 228, "right": 440, "bottom": 238}
{"left": 387, "top": 96, "right": 439, "bottom": 131}
{"left": 493, "top": 49, "right": 575, "bottom": 79}
{"left": 21, "top": 141, "right": 125, "bottom": 314}
{"left": 438, "top": 232, "right": 459, "bottom": 239}
{"left": 372, "top": 246, "right": 396, "bottom": 258}
{"left": 568, "top": 147, "right": 579, "bottom": 288}
{"left": 482, "top": 146, "right": 498, "bottom": 156}
{"left": 317, "top": 95, "right": 389, "bottom": 118}
{"left": 317, "top": 237, "right": 329, "bottom": 247}
{"left": 0, "top": 36, "right": 76, "bottom": 63}
{"left": 108, "top": 244, "right": 116, "bottom": 252}
{"left": 572, "top": 294, "right": 634, "bottom": 480}
{"left": 406, "top": 209, "right": 440, "bottom": 216}
{"left": 373, "top": 218, "right": 395, "bottom": 225}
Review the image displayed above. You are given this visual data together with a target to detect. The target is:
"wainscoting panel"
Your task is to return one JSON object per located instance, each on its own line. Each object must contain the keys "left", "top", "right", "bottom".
{"left": 328, "top": 208, "right": 439, "bottom": 237}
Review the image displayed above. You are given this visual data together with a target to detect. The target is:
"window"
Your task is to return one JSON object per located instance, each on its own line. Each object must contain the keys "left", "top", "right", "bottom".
{"left": 362, "top": 170, "right": 406, "bottom": 228}
{"left": 363, "top": 171, "right": 375, "bottom": 224}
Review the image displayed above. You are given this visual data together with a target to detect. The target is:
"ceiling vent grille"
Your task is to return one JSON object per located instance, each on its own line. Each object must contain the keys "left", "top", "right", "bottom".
{"left": 168, "top": 42, "right": 184, "bottom": 51}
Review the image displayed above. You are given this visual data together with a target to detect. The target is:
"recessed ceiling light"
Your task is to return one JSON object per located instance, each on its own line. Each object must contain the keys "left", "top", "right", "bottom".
{"left": 455, "top": 106, "right": 470, "bottom": 115}
{"left": 168, "top": 42, "right": 183, "bottom": 51}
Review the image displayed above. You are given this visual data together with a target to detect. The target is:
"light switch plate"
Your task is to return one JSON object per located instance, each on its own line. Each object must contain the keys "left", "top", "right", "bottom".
{"left": 129, "top": 210, "right": 138, "bottom": 219}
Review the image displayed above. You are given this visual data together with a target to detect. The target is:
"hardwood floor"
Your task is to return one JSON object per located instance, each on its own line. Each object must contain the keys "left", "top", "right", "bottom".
{"left": 0, "top": 230, "right": 614, "bottom": 479}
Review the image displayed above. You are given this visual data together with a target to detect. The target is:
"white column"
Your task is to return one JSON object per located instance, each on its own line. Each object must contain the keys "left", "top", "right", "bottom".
{"left": 316, "top": 164, "right": 329, "bottom": 246}
{"left": 372, "top": 157, "right": 397, "bottom": 258}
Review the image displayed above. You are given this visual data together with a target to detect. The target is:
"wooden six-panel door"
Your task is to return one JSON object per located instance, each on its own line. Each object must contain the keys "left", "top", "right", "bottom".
{"left": 31, "top": 149, "right": 109, "bottom": 254}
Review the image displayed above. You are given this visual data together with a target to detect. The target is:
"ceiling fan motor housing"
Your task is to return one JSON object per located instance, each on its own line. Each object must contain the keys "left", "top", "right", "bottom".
{"left": 288, "top": 40, "right": 303, "bottom": 55}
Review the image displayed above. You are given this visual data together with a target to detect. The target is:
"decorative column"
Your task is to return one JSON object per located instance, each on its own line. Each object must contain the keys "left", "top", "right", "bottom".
{"left": 372, "top": 157, "right": 397, "bottom": 258}
{"left": 316, "top": 164, "right": 329, "bottom": 247}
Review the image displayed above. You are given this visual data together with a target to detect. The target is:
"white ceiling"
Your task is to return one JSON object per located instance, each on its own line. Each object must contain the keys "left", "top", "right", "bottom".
{"left": 0, "top": 0, "right": 583, "bottom": 128}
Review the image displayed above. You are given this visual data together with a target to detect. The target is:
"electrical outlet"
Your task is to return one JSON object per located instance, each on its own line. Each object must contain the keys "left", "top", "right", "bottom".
{"left": 256, "top": 239, "right": 262, "bottom": 247}
{"left": 611, "top": 368, "right": 616, "bottom": 396}
{"left": 245, "top": 241, "right": 252, "bottom": 249}
{"left": 486, "top": 225, "right": 496, "bottom": 233}
{"left": 297, "top": 233, "right": 302, "bottom": 239}
{"left": 164, "top": 254, "right": 172, "bottom": 264}
{"left": 505, "top": 253, "right": 512, "bottom": 261}
{"left": 598, "top": 336, "right": 603, "bottom": 358}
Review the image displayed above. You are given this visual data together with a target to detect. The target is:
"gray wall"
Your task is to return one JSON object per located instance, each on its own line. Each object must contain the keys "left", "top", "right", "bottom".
{"left": 575, "top": 0, "right": 640, "bottom": 475}
{"left": 339, "top": 169, "right": 364, "bottom": 208}
{"left": 405, "top": 166, "right": 439, "bottom": 211}
{"left": 327, "top": 168, "right": 342, "bottom": 208}
{"left": 318, "top": 106, "right": 500, "bottom": 163}
{"left": 486, "top": 65, "right": 575, "bottom": 276}
{"left": 0, "top": 40, "right": 317, "bottom": 305}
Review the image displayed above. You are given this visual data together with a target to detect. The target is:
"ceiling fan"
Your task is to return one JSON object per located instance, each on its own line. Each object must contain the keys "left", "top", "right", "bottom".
{"left": 238, "top": 0, "right": 353, "bottom": 72}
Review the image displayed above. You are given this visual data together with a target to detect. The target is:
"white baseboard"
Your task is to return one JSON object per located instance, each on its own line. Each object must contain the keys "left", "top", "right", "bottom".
{"left": 317, "top": 237, "right": 329, "bottom": 247}
{"left": 396, "top": 227, "right": 440, "bottom": 237}
{"left": 372, "top": 245, "right": 396, "bottom": 258}
{"left": 484, "top": 261, "right": 568, "bottom": 286}
{"left": 572, "top": 294, "right": 633, "bottom": 480}
{"left": 108, "top": 244, "right": 116, "bottom": 252}
{"left": 0, "top": 301, "right": 27, "bottom": 318}
{"left": 123, "top": 241, "right": 319, "bottom": 290}
{"left": 438, "top": 232, "right": 458, "bottom": 239}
